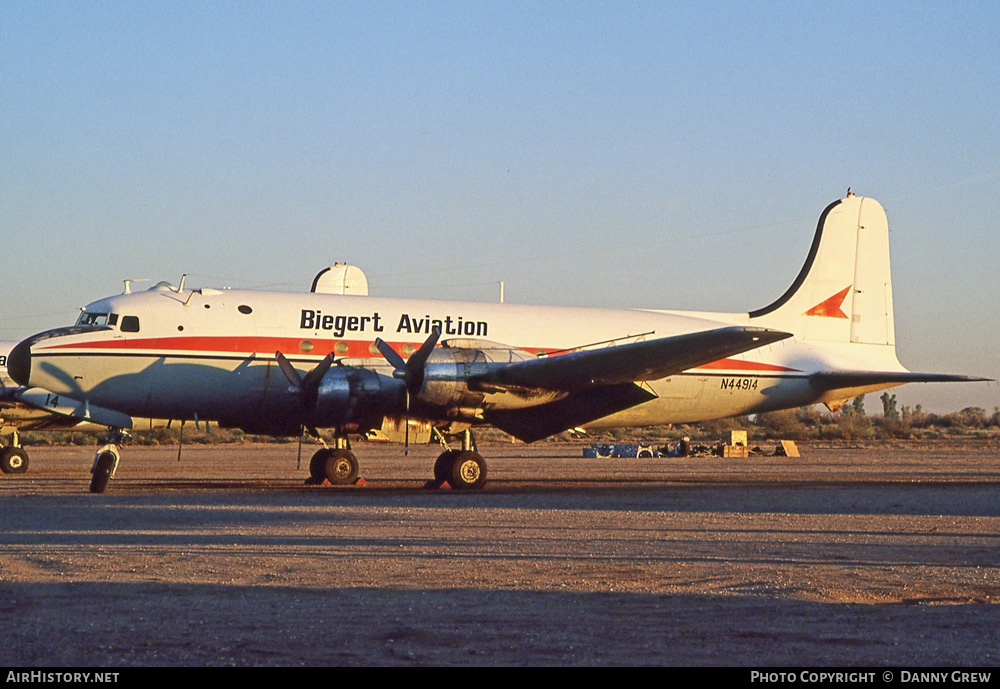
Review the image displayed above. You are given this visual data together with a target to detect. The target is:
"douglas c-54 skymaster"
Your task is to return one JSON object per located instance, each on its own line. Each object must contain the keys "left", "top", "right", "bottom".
{"left": 7, "top": 194, "right": 987, "bottom": 492}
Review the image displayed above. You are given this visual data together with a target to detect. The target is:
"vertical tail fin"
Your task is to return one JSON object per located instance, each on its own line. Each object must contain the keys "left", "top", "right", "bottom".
{"left": 749, "top": 194, "right": 895, "bottom": 346}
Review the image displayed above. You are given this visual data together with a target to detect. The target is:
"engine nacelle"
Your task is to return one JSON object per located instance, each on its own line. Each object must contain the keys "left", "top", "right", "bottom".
{"left": 312, "top": 365, "right": 406, "bottom": 431}
{"left": 226, "top": 364, "right": 405, "bottom": 436}
{"left": 418, "top": 340, "right": 564, "bottom": 412}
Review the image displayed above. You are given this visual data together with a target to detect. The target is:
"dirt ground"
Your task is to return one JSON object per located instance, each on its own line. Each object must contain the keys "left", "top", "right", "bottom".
{"left": 2, "top": 439, "right": 999, "bottom": 666}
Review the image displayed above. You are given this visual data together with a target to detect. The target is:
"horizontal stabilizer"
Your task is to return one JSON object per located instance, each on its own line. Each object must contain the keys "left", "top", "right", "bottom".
{"left": 811, "top": 371, "right": 992, "bottom": 388}
{"left": 483, "top": 383, "right": 656, "bottom": 443}
{"left": 471, "top": 326, "right": 792, "bottom": 393}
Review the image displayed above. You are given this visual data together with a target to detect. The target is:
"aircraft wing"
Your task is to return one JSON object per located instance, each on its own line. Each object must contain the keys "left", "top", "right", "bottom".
{"left": 11, "top": 388, "right": 133, "bottom": 429}
{"left": 470, "top": 326, "right": 792, "bottom": 393}
{"left": 475, "top": 326, "right": 792, "bottom": 443}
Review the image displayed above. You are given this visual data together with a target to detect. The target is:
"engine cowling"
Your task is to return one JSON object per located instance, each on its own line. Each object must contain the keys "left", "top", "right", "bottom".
{"left": 417, "top": 340, "right": 564, "bottom": 412}
{"left": 229, "top": 363, "right": 406, "bottom": 436}
{"left": 312, "top": 365, "right": 406, "bottom": 431}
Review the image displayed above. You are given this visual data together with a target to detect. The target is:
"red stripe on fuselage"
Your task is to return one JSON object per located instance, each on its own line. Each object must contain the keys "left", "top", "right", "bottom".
{"left": 42, "top": 336, "right": 801, "bottom": 372}
{"left": 42, "top": 336, "right": 558, "bottom": 359}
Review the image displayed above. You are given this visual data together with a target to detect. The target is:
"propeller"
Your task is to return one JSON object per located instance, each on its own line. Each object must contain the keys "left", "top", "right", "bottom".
{"left": 275, "top": 351, "right": 335, "bottom": 424}
{"left": 374, "top": 329, "right": 440, "bottom": 454}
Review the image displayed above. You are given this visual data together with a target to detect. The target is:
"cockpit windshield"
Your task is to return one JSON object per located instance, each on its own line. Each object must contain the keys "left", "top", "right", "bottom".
{"left": 76, "top": 312, "right": 111, "bottom": 327}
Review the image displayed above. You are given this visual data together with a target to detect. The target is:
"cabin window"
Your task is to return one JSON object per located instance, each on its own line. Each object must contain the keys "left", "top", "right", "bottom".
{"left": 238, "top": 305, "right": 252, "bottom": 315}
{"left": 121, "top": 316, "right": 140, "bottom": 333}
{"left": 108, "top": 314, "right": 119, "bottom": 326}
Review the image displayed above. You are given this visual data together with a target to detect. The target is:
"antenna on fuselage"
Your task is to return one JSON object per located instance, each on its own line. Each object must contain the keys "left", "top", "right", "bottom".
{"left": 122, "top": 279, "right": 150, "bottom": 294}
{"left": 178, "top": 274, "right": 187, "bottom": 292}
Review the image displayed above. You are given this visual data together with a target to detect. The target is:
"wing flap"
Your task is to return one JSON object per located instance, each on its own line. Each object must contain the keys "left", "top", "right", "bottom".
{"left": 472, "top": 326, "right": 792, "bottom": 393}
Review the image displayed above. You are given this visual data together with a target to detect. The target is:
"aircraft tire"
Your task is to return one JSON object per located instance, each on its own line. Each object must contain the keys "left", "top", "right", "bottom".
{"left": 449, "top": 451, "right": 487, "bottom": 490}
{"left": 637, "top": 449, "right": 653, "bottom": 459}
{"left": 433, "top": 450, "right": 459, "bottom": 485}
{"left": 90, "top": 451, "right": 116, "bottom": 494}
{"left": 309, "top": 449, "right": 332, "bottom": 483}
{"left": 1, "top": 447, "right": 29, "bottom": 474}
{"left": 324, "top": 449, "right": 359, "bottom": 486}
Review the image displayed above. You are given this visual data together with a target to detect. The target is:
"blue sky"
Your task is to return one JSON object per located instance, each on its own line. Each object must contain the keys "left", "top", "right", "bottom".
{"left": 2, "top": 1, "right": 997, "bottom": 412}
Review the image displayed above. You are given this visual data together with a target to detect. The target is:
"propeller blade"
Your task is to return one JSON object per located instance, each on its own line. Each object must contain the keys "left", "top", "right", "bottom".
{"left": 300, "top": 352, "right": 336, "bottom": 409}
{"left": 404, "top": 390, "right": 410, "bottom": 456}
{"left": 374, "top": 331, "right": 439, "bottom": 457}
{"left": 374, "top": 338, "right": 408, "bottom": 377}
{"left": 276, "top": 351, "right": 336, "bottom": 410}
{"left": 404, "top": 329, "right": 440, "bottom": 390}
{"left": 301, "top": 352, "right": 335, "bottom": 393}
{"left": 275, "top": 351, "right": 303, "bottom": 389}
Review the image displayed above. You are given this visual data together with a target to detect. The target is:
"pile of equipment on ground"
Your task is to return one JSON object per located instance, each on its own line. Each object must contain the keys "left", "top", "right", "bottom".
{"left": 584, "top": 431, "right": 799, "bottom": 459}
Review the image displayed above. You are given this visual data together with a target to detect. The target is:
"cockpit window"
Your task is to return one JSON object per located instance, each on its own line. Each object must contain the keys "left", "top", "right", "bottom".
{"left": 120, "top": 316, "right": 140, "bottom": 333}
{"left": 76, "top": 312, "right": 110, "bottom": 327}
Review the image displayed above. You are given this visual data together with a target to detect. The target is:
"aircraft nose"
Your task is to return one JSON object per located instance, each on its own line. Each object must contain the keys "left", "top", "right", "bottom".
{"left": 7, "top": 339, "right": 32, "bottom": 386}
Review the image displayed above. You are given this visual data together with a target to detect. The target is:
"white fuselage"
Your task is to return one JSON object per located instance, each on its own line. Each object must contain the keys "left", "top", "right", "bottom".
{"left": 16, "top": 283, "right": 902, "bottom": 433}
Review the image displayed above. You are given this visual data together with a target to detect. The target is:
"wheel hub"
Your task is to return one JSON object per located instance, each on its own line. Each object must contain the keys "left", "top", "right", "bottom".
{"left": 333, "top": 458, "right": 353, "bottom": 480}
{"left": 457, "top": 459, "right": 480, "bottom": 483}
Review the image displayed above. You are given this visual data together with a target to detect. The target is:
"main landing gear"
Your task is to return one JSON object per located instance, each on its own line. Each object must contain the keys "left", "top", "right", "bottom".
{"left": 1, "top": 430, "right": 29, "bottom": 474}
{"left": 430, "top": 429, "right": 487, "bottom": 490}
{"left": 304, "top": 427, "right": 488, "bottom": 490}
{"left": 307, "top": 448, "right": 360, "bottom": 486}
{"left": 89, "top": 428, "right": 130, "bottom": 494}
{"left": 432, "top": 449, "right": 487, "bottom": 490}
{"left": 305, "top": 431, "right": 361, "bottom": 486}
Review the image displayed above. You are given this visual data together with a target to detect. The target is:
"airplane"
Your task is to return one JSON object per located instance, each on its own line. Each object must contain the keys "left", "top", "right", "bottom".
{"left": 6, "top": 193, "right": 987, "bottom": 492}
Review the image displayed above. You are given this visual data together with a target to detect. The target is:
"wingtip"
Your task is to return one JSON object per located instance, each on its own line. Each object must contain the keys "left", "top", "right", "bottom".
{"left": 743, "top": 326, "right": 794, "bottom": 344}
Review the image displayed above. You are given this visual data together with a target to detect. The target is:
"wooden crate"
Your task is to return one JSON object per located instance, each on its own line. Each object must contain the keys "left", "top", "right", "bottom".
{"left": 722, "top": 430, "right": 748, "bottom": 447}
{"left": 722, "top": 444, "right": 749, "bottom": 458}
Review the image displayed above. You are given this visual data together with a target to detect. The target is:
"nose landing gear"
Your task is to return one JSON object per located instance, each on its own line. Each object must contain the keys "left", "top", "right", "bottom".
{"left": 89, "top": 428, "right": 130, "bottom": 494}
